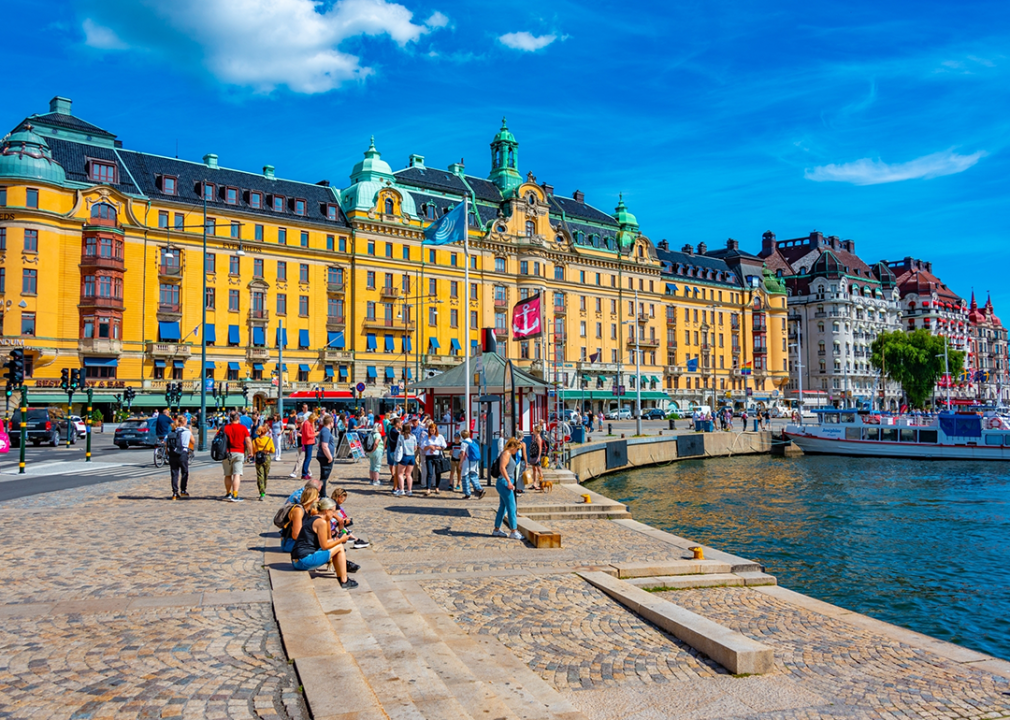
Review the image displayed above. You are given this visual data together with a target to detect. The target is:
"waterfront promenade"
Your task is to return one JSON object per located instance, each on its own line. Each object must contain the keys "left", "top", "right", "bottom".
{"left": 2, "top": 449, "right": 1010, "bottom": 719}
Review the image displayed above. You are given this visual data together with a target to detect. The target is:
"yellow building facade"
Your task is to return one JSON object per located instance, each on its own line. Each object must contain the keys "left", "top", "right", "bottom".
{"left": 0, "top": 98, "right": 787, "bottom": 415}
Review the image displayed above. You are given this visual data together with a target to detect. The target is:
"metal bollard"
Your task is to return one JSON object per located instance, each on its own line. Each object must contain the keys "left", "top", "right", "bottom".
{"left": 607, "top": 423, "right": 612, "bottom": 435}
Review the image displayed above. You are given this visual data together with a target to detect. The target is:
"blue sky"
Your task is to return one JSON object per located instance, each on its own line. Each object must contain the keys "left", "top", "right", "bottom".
{"left": 5, "top": 0, "right": 1008, "bottom": 307}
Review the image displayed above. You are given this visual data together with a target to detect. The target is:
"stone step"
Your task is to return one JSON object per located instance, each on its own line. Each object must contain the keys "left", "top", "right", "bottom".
{"left": 626, "top": 571, "right": 777, "bottom": 590}
{"left": 516, "top": 503, "right": 626, "bottom": 514}
{"left": 520, "top": 509, "right": 632, "bottom": 521}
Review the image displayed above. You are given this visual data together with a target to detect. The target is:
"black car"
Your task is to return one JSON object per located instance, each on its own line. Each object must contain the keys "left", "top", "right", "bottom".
{"left": 643, "top": 408, "right": 667, "bottom": 420}
{"left": 9, "top": 408, "right": 76, "bottom": 447}
{"left": 114, "top": 417, "right": 161, "bottom": 449}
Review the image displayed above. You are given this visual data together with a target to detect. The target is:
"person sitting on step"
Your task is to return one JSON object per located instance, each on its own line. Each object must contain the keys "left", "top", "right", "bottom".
{"left": 289, "top": 497, "right": 358, "bottom": 588}
{"left": 281, "top": 486, "right": 319, "bottom": 554}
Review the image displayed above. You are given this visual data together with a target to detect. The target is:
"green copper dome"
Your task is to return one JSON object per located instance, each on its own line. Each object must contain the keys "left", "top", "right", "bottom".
{"left": 493, "top": 117, "right": 517, "bottom": 145}
{"left": 340, "top": 137, "right": 416, "bottom": 216}
{"left": 614, "top": 193, "right": 638, "bottom": 229}
{"left": 0, "top": 124, "right": 66, "bottom": 184}
{"left": 350, "top": 136, "right": 394, "bottom": 183}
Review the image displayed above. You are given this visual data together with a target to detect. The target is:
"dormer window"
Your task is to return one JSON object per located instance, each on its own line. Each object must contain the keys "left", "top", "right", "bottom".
{"left": 327, "top": 203, "right": 339, "bottom": 221}
{"left": 225, "top": 187, "right": 238, "bottom": 205}
{"left": 161, "top": 176, "right": 177, "bottom": 195}
{"left": 249, "top": 191, "right": 263, "bottom": 209}
{"left": 202, "top": 182, "right": 215, "bottom": 201}
{"left": 272, "top": 195, "right": 285, "bottom": 212}
{"left": 293, "top": 198, "right": 306, "bottom": 216}
{"left": 88, "top": 159, "right": 117, "bottom": 184}
{"left": 425, "top": 204, "right": 435, "bottom": 220}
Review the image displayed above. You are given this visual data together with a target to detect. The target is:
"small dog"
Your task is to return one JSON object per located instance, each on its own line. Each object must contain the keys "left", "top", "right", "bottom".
{"left": 540, "top": 479, "right": 553, "bottom": 493}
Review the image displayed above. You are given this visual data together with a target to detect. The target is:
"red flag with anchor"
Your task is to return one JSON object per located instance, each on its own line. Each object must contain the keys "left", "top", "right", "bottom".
{"left": 511, "top": 293, "right": 543, "bottom": 339}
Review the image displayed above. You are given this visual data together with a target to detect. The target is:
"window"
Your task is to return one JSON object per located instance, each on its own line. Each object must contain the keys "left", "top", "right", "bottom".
{"left": 327, "top": 204, "right": 339, "bottom": 221}
{"left": 230, "top": 221, "right": 240, "bottom": 239}
{"left": 20, "top": 312, "right": 35, "bottom": 336}
{"left": 272, "top": 195, "right": 284, "bottom": 212}
{"left": 429, "top": 249, "right": 436, "bottom": 264}
{"left": 83, "top": 275, "right": 95, "bottom": 297}
{"left": 428, "top": 307, "right": 437, "bottom": 326}
{"left": 0, "top": 267, "right": 4, "bottom": 293}
{"left": 368, "top": 241, "right": 375, "bottom": 256}
{"left": 401, "top": 244, "right": 409, "bottom": 259}
{"left": 300, "top": 295, "right": 309, "bottom": 316}
{"left": 23, "top": 229, "right": 38, "bottom": 252}
{"left": 340, "top": 237, "right": 348, "bottom": 252}
{"left": 158, "top": 210, "right": 169, "bottom": 229}
{"left": 89, "top": 160, "right": 117, "bottom": 184}
{"left": 384, "top": 198, "right": 394, "bottom": 215}
{"left": 205, "top": 287, "right": 215, "bottom": 309}
{"left": 275, "top": 261, "right": 286, "bottom": 282}
{"left": 327, "top": 298, "right": 342, "bottom": 318}
{"left": 253, "top": 258, "right": 264, "bottom": 278}
{"left": 554, "top": 266, "right": 564, "bottom": 281}
{"left": 384, "top": 243, "right": 392, "bottom": 258}
{"left": 367, "top": 271, "right": 376, "bottom": 289}
{"left": 22, "top": 269, "right": 37, "bottom": 294}
{"left": 277, "top": 294, "right": 287, "bottom": 315}
{"left": 450, "top": 309, "right": 459, "bottom": 327}
{"left": 98, "top": 276, "right": 112, "bottom": 298}
{"left": 0, "top": 187, "right": 5, "bottom": 206}
{"left": 278, "top": 228, "right": 287, "bottom": 244}
{"left": 229, "top": 289, "right": 240, "bottom": 312}
{"left": 174, "top": 213, "right": 184, "bottom": 230}
{"left": 250, "top": 191, "right": 262, "bottom": 209}
{"left": 203, "top": 183, "right": 215, "bottom": 201}
{"left": 205, "top": 253, "right": 216, "bottom": 274}
{"left": 299, "top": 264, "right": 309, "bottom": 283}
{"left": 471, "top": 311, "right": 478, "bottom": 329}
{"left": 300, "top": 231, "right": 309, "bottom": 248}
{"left": 326, "top": 235, "right": 334, "bottom": 251}
{"left": 520, "top": 261, "right": 529, "bottom": 275}
{"left": 25, "top": 188, "right": 38, "bottom": 208}
{"left": 428, "top": 278, "right": 437, "bottom": 296}
{"left": 450, "top": 281, "right": 458, "bottom": 298}
{"left": 451, "top": 253, "right": 458, "bottom": 267}
{"left": 255, "top": 224, "right": 263, "bottom": 241}
{"left": 225, "top": 187, "right": 238, "bottom": 204}
{"left": 525, "top": 220, "right": 535, "bottom": 237}
{"left": 227, "top": 366, "right": 239, "bottom": 381}
{"left": 496, "top": 257, "right": 506, "bottom": 273}
{"left": 366, "top": 301, "right": 376, "bottom": 320}
{"left": 294, "top": 198, "right": 306, "bottom": 216}
{"left": 159, "top": 282, "right": 178, "bottom": 307}
{"left": 229, "top": 255, "right": 240, "bottom": 275}
{"left": 206, "top": 217, "right": 216, "bottom": 235}
{"left": 0, "top": 228, "right": 5, "bottom": 250}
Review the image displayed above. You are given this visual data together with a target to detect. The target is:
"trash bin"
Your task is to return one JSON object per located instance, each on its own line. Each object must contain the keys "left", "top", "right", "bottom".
{"left": 706, "top": 420, "right": 715, "bottom": 433}
{"left": 570, "top": 425, "right": 585, "bottom": 444}
{"left": 668, "top": 418, "right": 676, "bottom": 430}
{"left": 753, "top": 418, "right": 760, "bottom": 432}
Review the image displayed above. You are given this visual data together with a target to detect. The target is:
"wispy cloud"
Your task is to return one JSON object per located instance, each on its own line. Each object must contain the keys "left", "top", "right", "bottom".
{"left": 80, "top": 0, "right": 445, "bottom": 93}
{"left": 498, "top": 31, "right": 557, "bottom": 52}
{"left": 805, "top": 149, "right": 986, "bottom": 185}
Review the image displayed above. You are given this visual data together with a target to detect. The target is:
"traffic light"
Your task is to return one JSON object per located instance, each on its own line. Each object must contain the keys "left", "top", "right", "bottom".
{"left": 124, "top": 387, "right": 135, "bottom": 407}
{"left": 69, "top": 368, "right": 81, "bottom": 391}
{"left": 241, "top": 386, "right": 249, "bottom": 405}
{"left": 60, "top": 368, "right": 70, "bottom": 391}
{"left": 8, "top": 349, "right": 24, "bottom": 387}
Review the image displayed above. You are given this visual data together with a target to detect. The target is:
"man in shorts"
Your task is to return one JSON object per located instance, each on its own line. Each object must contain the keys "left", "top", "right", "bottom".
{"left": 222, "top": 411, "right": 253, "bottom": 502}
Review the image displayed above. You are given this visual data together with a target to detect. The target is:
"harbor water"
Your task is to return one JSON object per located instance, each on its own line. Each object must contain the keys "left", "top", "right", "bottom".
{"left": 588, "top": 454, "right": 1010, "bottom": 660}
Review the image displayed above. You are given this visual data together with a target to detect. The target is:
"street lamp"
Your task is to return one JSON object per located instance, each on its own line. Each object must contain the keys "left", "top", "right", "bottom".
{"left": 619, "top": 289, "right": 644, "bottom": 436}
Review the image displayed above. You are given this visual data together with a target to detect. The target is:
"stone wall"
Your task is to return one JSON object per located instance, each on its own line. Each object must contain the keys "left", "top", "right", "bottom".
{"left": 568, "top": 431, "right": 772, "bottom": 482}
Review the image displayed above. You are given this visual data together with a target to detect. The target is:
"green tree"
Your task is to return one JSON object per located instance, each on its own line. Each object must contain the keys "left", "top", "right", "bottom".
{"left": 870, "top": 330, "right": 965, "bottom": 409}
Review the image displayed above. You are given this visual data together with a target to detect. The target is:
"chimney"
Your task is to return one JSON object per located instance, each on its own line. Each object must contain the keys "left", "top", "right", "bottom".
{"left": 316, "top": 179, "right": 330, "bottom": 187}
{"left": 682, "top": 244, "right": 694, "bottom": 255}
{"left": 810, "top": 230, "right": 824, "bottom": 245}
{"left": 541, "top": 182, "right": 554, "bottom": 196}
{"left": 761, "top": 231, "right": 776, "bottom": 256}
{"left": 697, "top": 242, "right": 707, "bottom": 255}
{"left": 49, "top": 96, "right": 72, "bottom": 115}
{"left": 926, "top": 261, "right": 932, "bottom": 273}
{"left": 573, "top": 189, "right": 585, "bottom": 203}
{"left": 726, "top": 238, "right": 739, "bottom": 251}
{"left": 658, "top": 239, "right": 669, "bottom": 251}
{"left": 409, "top": 154, "right": 425, "bottom": 169}
{"left": 263, "top": 164, "right": 275, "bottom": 180}
{"left": 448, "top": 159, "right": 465, "bottom": 177}
{"left": 842, "top": 239, "right": 854, "bottom": 252}
{"left": 203, "top": 153, "right": 219, "bottom": 169}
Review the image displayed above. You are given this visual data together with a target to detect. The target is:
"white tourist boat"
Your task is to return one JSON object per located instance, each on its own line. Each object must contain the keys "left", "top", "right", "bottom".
{"left": 784, "top": 408, "right": 1010, "bottom": 460}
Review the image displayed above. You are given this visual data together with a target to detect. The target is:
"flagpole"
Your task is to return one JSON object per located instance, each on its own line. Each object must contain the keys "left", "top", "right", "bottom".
{"left": 464, "top": 195, "right": 471, "bottom": 437}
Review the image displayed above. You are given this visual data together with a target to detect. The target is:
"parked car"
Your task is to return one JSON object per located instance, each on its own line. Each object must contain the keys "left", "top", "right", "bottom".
{"left": 114, "top": 417, "right": 161, "bottom": 449}
{"left": 9, "top": 408, "right": 76, "bottom": 447}
{"left": 69, "top": 415, "right": 88, "bottom": 436}
{"left": 549, "top": 410, "right": 581, "bottom": 424}
{"left": 643, "top": 408, "right": 666, "bottom": 420}
{"left": 606, "top": 408, "right": 633, "bottom": 420}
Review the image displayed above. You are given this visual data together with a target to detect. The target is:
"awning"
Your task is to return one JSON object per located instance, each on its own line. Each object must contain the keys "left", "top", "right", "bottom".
{"left": 581, "top": 374, "right": 591, "bottom": 382}
{"left": 324, "top": 365, "right": 334, "bottom": 378}
{"left": 366, "top": 366, "right": 377, "bottom": 378}
{"left": 158, "top": 321, "right": 180, "bottom": 341}
{"left": 253, "top": 363, "right": 264, "bottom": 371}
{"left": 651, "top": 375, "right": 660, "bottom": 383}
{"left": 402, "top": 337, "right": 412, "bottom": 353}
{"left": 299, "top": 364, "right": 310, "bottom": 372}
{"left": 338, "top": 366, "right": 348, "bottom": 378}
{"left": 153, "top": 359, "right": 166, "bottom": 368}
{"left": 252, "top": 327, "right": 265, "bottom": 346}
{"left": 558, "top": 390, "right": 671, "bottom": 401}
{"left": 279, "top": 363, "right": 288, "bottom": 370}
{"left": 366, "top": 334, "right": 377, "bottom": 351}
{"left": 83, "top": 357, "right": 118, "bottom": 367}
{"left": 328, "top": 331, "right": 345, "bottom": 349}
{"left": 450, "top": 338, "right": 461, "bottom": 351}
{"left": 173, "top": 356, "right": 187, "bottom": 364}
{"left": 276, "top": 327, "right": 288, "bottom": 346}
{"left": 205, "top": 361, "right": 216, "bottom": 369}
{"left": 385, "top": 367, "right": 395, "bottom": 379}
{"left": 204, "top": 325, "right": 217, "bottom": 344}
{"left": 228, "top": 325, "right": 240, "bottom": 345}
{"left": 429, "top": 338, "right": 440, "bottom": 350}
{"left": 299, "top": 329, "right": 310, "bottom": 348}
{"left": 228, "top": 361, "right": 240, "bottom": 370}
{"left": 384, "top": 335, "right": 395, "bottom": 352}
{"left": 406, "top": 368, "right": 413, "bottom": 379}
{"left": 666, "top": 283, "right": 679, "bottom": 294}
{"left": 471, "top": 340, "right": 479, "bottom": 352}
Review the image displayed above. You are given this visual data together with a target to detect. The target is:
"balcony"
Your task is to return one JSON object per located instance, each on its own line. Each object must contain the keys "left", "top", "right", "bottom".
{"left": 753, "top": 347, "right": 767, "bottom": 356}
{"left": 247, "top": 347, "right": 270, "bottom": 362}
{"left": 627, "top": 336, "right": 660, "bottom": 348}
{"left": 666, "top": 340, "right": 678, "bottom": 349}
{"left": 78, "top": 337, "right": 122, "bottom": 355}
{"left": 665, "top": 365, "right": 683, "bottom": 376}
{"left": 326, "top": 281, "right": 345, "bottom": 294}
{"left": 79, "top": 295, "right": 126, "bottom": 312}
{"left": 424, "top": 354, "right": 461, "bottom": 367}
{"left": 326, "top": 316, "right": 346, "bottom": 331}
{"left": 321, "top": 348, "right": 353, "bottom": 363}
{"left": 80, "top": 254, "right": 125, "bottom": 272}
{"left": 147, "top": 342, "right": 192, "bottom": 360}
{"left": 637, "top": 313, "right": 650, "bottom": 324}
{"left": 156, "top": 302, "right": 181, "bottom": 319}
{"left": 494, "top": 296, "right": 509, "bottom": 310}
{"left": 362, "top": 317, "right": 415, "bottom": 331}
{"left": 158, "top": 264, "right": 183, "bottom": 281}
{"left": 731, "top": 346, "right": 740, "bottom": 355}
{"left": 666, "top": 312, "right": 677, "bottom": 326}
{"left": 248, "top": 308, "right": 269, "bottom": 325}
{"left": 752, "top": 324, "right": 766, "bottom": 334}
{"left": 553, "top": 305, "right": 566, "bottom": 317}
{"left": 494, "top": 327, "right": 509, "bottom": 341}
{"left": 730, "top": 317, "right": 740, "bottom": 329}
{"left": 380, "top": 286, "right": 400, "bottom": 300}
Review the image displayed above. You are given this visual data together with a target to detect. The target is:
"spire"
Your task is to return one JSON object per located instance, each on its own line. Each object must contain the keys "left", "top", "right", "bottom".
{"left": 970, "top": 290, "right": 977, "bottom": 311}
{"left": 489, "top": 117, "right": 521, "bottom": 196}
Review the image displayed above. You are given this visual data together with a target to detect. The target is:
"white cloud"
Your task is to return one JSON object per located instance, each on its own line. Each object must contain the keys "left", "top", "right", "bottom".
{"left": 804, "top": 149, "right": 985, "bottom": 185}
{"left": 498, "top": 31, "right": 556, "bottom": 52}
{"left": 80, "top": 0, "right": 443, "bottom": 93}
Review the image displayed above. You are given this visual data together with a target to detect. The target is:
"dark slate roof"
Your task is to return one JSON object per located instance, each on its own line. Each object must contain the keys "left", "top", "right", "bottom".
{"left": 27, "top": 112, "right": 116, "bottom": 138}
{"left": 548, "top": 194, "right": 619, "bottom": 227}
{"left": 656, "top": 246, "right": 740, "bottom": 287}
{"left": 561, "top": 218, "right": 619, "bottom": 250}
{"left": 46, "top": 137, "right": 138, "bottom": 194}
{"left": 475, "top": 203, "right": 498, "bottom": 226}
{"left": 395, "top": 167, "right": 503, "bottom": 203}
{"left": 118, "top": 150, "right": 350, "bottom": 228}
{"left": 412, "top": 352, "right": 546, "bottom": 391}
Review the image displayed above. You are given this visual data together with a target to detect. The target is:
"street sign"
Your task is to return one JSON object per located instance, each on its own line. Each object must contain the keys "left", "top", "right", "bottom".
{"left": 204, "top": 377, "right": 214, "bottom": 392}
{"left": 611, "top": 385, "right": 626, "bottom": 396}
{"left": 355, "top": 382, "right": 366, "bottom": 393}
{"left": 271, "top": 377, "right": 278, "bottom": 386}
{"left": 391, "top": 385, "right": 400, "bottom": 396}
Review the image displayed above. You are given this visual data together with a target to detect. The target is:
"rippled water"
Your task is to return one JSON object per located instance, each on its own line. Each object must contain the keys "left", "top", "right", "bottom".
{"left": 587, "top": 455, "right": 1010, "bottom": 660}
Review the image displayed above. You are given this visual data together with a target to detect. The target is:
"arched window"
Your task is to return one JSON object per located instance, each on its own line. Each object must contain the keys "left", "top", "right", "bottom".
{"left": 525, "top": 220, "right": 535, "bottom": 238}
{"left": 507, "top": 149, "right": 515, "bottom": 168}
{"left": 91, "top": 203, "right": 117, "bottom": 222}
{"left": 425, "top": 204, "right": 435, "bottom": 220}
{"left": 818, "top": 322, "right": 825, "bottom": 332}
{"left": 493, "top": 149, "right": 501, "bottom": 166}
{"left": 469, "top": 212, "right": 478, "bottom": 227}
{"left": 527, "top": 192, "right": 536, "bottom": 204}
{"left": 384, "top": 197, "right": 394, "bottom": 214}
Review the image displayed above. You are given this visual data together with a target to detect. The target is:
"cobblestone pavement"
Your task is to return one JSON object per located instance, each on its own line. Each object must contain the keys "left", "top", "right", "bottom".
{"left": 0, "top": 466, "right": 308, "bottom": 720}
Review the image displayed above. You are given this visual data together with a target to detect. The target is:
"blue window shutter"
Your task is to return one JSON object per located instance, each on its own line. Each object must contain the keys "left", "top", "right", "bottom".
{"left": 228, "top": 325, "right": 240, "bottom": 344}
{"left": 204, "top": 325, "right": 217, "bottom": 343}
{"left": 384, "top": 334, "right": 395, "bottom": 352}
{"left": 299, "top": 329, "right": 310, "bottom": 348}
{"left": 252, "top": 327, "right": 265, "bottom": 346}
{"left": 366, "top": 334, "right": 377, "bottom": 350}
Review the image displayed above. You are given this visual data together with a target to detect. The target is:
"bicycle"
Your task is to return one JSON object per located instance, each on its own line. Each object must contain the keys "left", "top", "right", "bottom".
{"left": 153, "top": 440, "right": 167, "bottom": 468}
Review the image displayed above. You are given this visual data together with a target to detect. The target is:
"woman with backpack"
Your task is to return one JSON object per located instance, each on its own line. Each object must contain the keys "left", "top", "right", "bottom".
{"left": 459, "top": 429, "right": 484, "bottom": 499}
{"left": 365, "top": 423, "right": 384, "bottom": 486}
{"left": 280, "top": 486, "right": 319, "bottom": 552}
{"left": 386, "top": 416, "right": 401, "bottom": 488}
{"left": 289, "top": 497, "right": 357, "bottom": 588}
{"left": 252, "top": 425, "right": 275, "bottom": 502}
{"left": 491, "top": 438, "right": 524, "bottom": 540}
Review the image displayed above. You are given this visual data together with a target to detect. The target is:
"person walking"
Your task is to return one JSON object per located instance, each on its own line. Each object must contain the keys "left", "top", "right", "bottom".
{"left": 449, "top": 431, "right": 462, "bottom": 492}
{"left": 270, "top": 413, "right": 283, "bottom": 461}
{"left": 459, "top": 429, "right": 485, "bottom": 499}
{"left": 300, "top": 412, "right": 317, "bottom": 480}
{"left": 167, "top": 416, "right": 192, "bottom": 500}
{"left": 491, "top": 438, "right": 524, "bottom": 540}
{"left": 422, "top": 423, "right": 446, "bottom": 496}
{"left": 386, "top": 416, "right": 401, "bottom": 487}
{"left": 394, "top": 426, "right": 417, "bottom": 497}
{"left": 155, "top": 408, "right": 173, "bottom": 442}
{"left": 252, "top": 424, "right": 275, "bottom": 501}
{"left": 528, "top": 425, "right": 547, "bottom": 491}
{"left": 316, "top": 414, "right": 336, "bottom": 496}
{"left": 365, "top": 422, "right": 385, "bottom": 486}
{"left": 221, "top": 411, "right": 252, "bottom": 502}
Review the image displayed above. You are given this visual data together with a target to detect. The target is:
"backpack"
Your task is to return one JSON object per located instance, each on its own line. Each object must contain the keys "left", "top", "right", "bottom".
{"left": 489, "top": 451, "right": 502, "bottom": 479}
{"left": 273, "top": 500, "right": 296, "bottom": 529}
{"left": 362, "top": 431, "right": 376, "bottom": 453}
{"left": 165, "top": 430, "right": 182, "bottom": 456}
{"left": 210, "top": 429, "right": 229, "bottom": 461}
{"left": 465, "top": 439, "right": 480, "bottom": 463}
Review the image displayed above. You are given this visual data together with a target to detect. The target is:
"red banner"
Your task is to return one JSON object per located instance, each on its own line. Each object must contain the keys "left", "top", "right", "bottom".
{"left": 511, "top": 294, "right": 543, "bottom": 339}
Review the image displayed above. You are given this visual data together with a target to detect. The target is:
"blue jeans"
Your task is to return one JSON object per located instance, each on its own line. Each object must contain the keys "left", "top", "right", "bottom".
{"left": 280, "top": 535, "right": 296, "bottom": 553}
{"left": 493, "top": 476, "right": 517, "bottom": 531}
{"left": 463, "top": 470, "right": 482, "bottom": 496}
{"left": 301, "top": 444, "right": 314, "bottom": 477}
{"left": 292, "top": 548, "right": 331, "bottom": 571}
